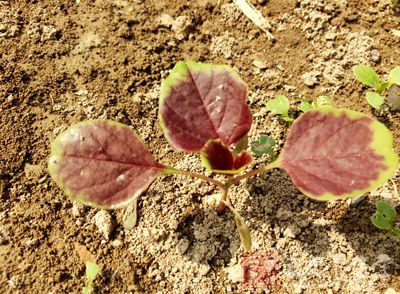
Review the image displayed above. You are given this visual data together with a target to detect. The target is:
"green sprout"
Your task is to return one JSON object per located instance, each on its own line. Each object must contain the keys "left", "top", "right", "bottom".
{"left": 82, "top": 262, "right": 101, "bottom": 294}
{"left": 352, "top": 65, "right": 400, "bottom": 109}
{"left": 371, "top": 201, "right": 400, "bottom": 237}
{"left": 298, "top": 96, "right": 332, "bottom": 113}
{"left": 250, "top": 134, "right": 276, "bottom": 158}
{"left": 266, "top": 95, "right": 294, "bottom": 122}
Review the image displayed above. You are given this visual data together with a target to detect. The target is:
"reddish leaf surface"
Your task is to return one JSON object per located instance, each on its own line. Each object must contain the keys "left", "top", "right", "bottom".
{"left": 279, "top": 107, "right": 398, "bottom": 200}
{"left": 201, "top": 140, "right": 253, "bottom": 174}
{"left": 159, "top": 61, "right": 252, "bottom": 151}
{"left": 48, "top": 120, "right": 165, "bottom": 209}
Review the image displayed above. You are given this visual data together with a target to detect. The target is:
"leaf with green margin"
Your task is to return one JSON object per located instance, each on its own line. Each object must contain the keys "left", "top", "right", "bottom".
{"left": 159, "top": 61, "right": 252, "bottom": 151}
{"left": 250, "top": 135, "right": 276, "bottom": 157}
{"left": 201, "top": 139, "right": 253, "bottom": 175}
{"left": 366, "top": 91, "right": 384, "bottom": 109}
{"left": 278, "top": 106, "right": 398, "bottom": 200}
{"left": 48, "top": 120, "right": 165, "bottom": 209}
{"left": 266, "top": 95, "right": 290, "bottom": 117}
{"left": 388, "top": 66, "right": 400, "bottom": 85}
{"left": 353, "top": 65, "right": 381, "bottom": 91}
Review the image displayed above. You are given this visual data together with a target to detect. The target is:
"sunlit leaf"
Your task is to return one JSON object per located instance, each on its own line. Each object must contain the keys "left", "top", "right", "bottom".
{"left": 266, "top": 95, "right": 290, "bottom": 117}
{"left": 298, "top": 100, "right": 313, "bottom": 113}
{"left": 159, "top": 61, "right": 252, "bottom": 151}
{"left": 48, "top": 120, "right": 165, "bottom": 209}
{"left": 86, "top": 262, "right": 101, "bottom": 282}
{"left": 353, "top": 65, "right": 381, "bottom": 91}
{"left": 366, "top": 91, "right": 384, "bottom": 109}
{"left": 278, "top": 106, "right": 398, "bottom": 200}
{"left": 388, "top": 66, "right": 400, "bottom": 85}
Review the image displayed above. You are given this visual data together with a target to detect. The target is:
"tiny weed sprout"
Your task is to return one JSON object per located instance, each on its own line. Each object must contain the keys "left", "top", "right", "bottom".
{"left": 74, "top": 243, "right": 101, "bottom": 293}
{"left": 265, "top": 95, "right": 294, "bottom": 122}
{"left": 250, "top": 134, "right": 276, "bottom": 158}
{"left": 371, "top": 201, "right": 400, "bottom": 237}
{"left": 298, "top": 96, "right": 331, "bottom": 113}
{"left": 352, "top": 65, "right": 400, "bottom": 110}
{"left": 83, "top": 262, "right": 101, "bottom": 294}
{"left": 49, "top": 61, "right": 399, "bottom": 251}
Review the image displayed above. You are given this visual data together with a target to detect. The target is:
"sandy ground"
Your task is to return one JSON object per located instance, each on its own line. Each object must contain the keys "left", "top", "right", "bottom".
{"left": 1, "top": 0, "right": 400, "bottom": 293}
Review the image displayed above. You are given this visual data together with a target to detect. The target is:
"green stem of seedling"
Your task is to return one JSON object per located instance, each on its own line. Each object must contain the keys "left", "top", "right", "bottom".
{"left": 232, "top": 158, "right": 281, "bottom": 183}
{"left": 166, "top": 167, "right": 225, "bottom": 189}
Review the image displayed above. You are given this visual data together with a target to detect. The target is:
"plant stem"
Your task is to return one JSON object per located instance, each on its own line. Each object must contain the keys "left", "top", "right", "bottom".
{"left": 233, "top": 158, "right": 281, "bottom": 183}
{"left": 166, "top": 167, "right": 225, "bottom": 189}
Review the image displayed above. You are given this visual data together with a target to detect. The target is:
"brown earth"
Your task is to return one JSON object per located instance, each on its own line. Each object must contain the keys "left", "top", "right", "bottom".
{"left": 1, "top": 0, "right": 400, "bottom": 293}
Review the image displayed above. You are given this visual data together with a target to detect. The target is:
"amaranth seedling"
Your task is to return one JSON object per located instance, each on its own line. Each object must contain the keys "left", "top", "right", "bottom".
{"left": 48, "top": 61, "right": 399, "bottom": 251}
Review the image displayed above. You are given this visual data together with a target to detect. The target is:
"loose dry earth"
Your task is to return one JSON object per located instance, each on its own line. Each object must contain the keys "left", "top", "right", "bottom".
{"left": 1, "top": 0, "right": 400, "bottom": 293}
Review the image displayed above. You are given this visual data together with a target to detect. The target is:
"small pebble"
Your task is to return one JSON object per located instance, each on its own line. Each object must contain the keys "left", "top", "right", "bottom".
{"left": 369, "top": 49, "right": 381, "bottom": 63}
{"left": 253, "top": 59, "right": 267, "bottom": 69}
{"left": 176, "top": 238, "right": 190, "bottom": 254}
{"left": 198, "top": 264, "right": 210, "bottom": 276}
{"left": 332, "top": 253, "right": 348, "bottom": 265}
{"left": 94, "top": 210, "right": 115, "bottom": 240}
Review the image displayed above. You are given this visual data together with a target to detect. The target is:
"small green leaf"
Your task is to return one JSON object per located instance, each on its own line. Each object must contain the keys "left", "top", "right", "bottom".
{"left": 371, "top": 201, "right": 396, "bottom": 230}
{"left": 266, "top": 95, "right": 290, "bottom": 117}
{"left": 86, "top": 262, "right": 101, "bottom": 282}
{"left": 353, "top": 65, "right": 381, "bottom": 91}
{"left": 315, "top": 96, "right": 331, "bottom": 107}
{"left": 388, "top": 66, "right": 400, "bottom": 85}
{"left": 366, "top": 91, "right": 384, "bottom": 109}
{"left": 376, "top": 81, "right": 390, "bottom": 93}
{"left": 298, "top": 99, "right": 313, "bottom": 112}
{"left": 376, "top": 201, "right": 396, "bottom": 221}
{"left": 250, "top": 135, "right": 276, "bottom": 157}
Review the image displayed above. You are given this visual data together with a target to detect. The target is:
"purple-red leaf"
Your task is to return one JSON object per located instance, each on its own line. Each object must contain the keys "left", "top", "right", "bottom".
{"left": 279, "top": 106, "right": 398, "bottom": 200}
{"left": 159, "top": 61, "right": 252, "bottom": 151}
{"left": 48, "top": 120, "right": 165, "bottom": 209}
{"left": 201, "top": 140, "right": 253, "bottom": 174}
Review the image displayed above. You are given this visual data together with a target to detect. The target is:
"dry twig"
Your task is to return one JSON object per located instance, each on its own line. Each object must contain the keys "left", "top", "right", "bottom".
{"left": 233, "top": 0, "right": 274, "bottom": 39}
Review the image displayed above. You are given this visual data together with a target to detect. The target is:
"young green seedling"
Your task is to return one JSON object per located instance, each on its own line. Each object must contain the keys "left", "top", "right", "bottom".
{"left": 49, "top": 61, "right": 399, "bottom": 252}
{"left": 83, "top": 262, "right": 101, "bottom": 294}
{"left": 371, "top": 201, "right": 400, "bottom": 237}
{"left": 298, "top": 96, "right": 331, "bottom": 113}
{"left": 74, "top": 243, "right": 101, "bottom": 294}
{"left": 266, "top": 95, "right": 294, "bottom": 122}
{"left": 250, "top": 134, "right": 276, "bottom": 159}
{"left": 352, "top": 65, "right": 400, "bottom": 109}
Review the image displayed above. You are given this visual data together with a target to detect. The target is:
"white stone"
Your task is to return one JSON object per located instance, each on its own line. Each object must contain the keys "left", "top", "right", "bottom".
{"left": 332, "top": 253, "right": 348, "bottom": 265}
{"left": 94, "top": 210, "right": 114, "bottom": 240}
{"left": 225, "top": 264, "right": 243, "bottom": 283}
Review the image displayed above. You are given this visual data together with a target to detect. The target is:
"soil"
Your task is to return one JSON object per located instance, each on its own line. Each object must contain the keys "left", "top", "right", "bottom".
{"left": 1, "top": 0, "right": 400, "bottom": 293}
